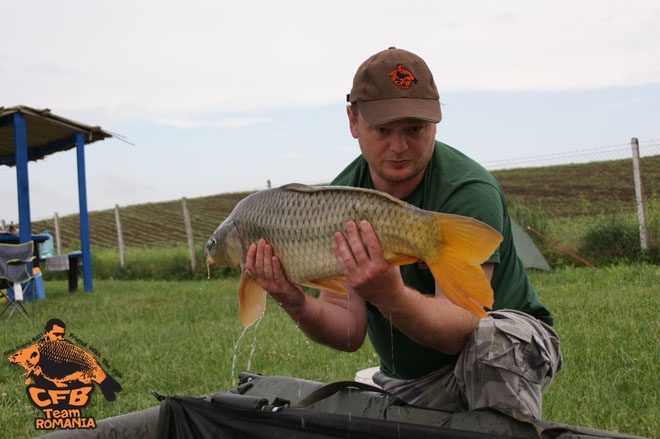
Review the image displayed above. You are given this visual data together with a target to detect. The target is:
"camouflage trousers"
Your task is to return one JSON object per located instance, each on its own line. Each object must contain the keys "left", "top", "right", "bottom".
{"left": 373, "top": 309, "right": 562, "bottom": 419}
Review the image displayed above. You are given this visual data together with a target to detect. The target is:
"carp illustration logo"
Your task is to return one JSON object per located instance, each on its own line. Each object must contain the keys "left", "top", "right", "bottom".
{"left": 388, "top": 63, "right": 418, "bottom": 89}
{"left": 7, "top": 318, "right": 123, "bottom": 431}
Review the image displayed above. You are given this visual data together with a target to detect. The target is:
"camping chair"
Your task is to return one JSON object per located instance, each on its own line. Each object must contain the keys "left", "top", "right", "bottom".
{"left": 0, "top": 241, "right": 36, "bottom": 320}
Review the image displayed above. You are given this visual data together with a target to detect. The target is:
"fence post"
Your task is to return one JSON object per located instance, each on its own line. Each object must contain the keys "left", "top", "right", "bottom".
{"left": 631, "top": 137, "right": 648, "bottom": 252}
{"left": 115, "top": 204, "right": 126, "bottom": 268}
{"left": 182, "top": 197, "right": 196, "bottom": 273}
{"left": 53, "top": 212, "right": 62, "bottom": 254}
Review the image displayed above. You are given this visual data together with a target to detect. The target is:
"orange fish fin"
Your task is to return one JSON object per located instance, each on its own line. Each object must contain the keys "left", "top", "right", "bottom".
{"left": 303, "top": 277, "right": 349, "bottom": 295}
{"left": 238, "top": 271, "right": 267, "bottom": 327}
{"left": 436, "top": 213, "right": 503, "bottom": 265}
{"left": 425, "top": 250, "right": 490, "bottom": 318}
{"left": 384, "top": 253, "right": 419, "bottom": 267}
{"left": 425, "top": 213, "right": 503, "bottom": 317}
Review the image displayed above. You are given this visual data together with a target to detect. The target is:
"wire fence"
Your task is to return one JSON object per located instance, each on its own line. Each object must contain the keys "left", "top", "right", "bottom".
{"left": 481, "top": 137, "right": 660, "bottom": 267}
{"left": 482, "top": 138, "right": 660, "bottom": 171}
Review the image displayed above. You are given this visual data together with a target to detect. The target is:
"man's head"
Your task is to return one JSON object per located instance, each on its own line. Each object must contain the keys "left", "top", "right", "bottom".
{"left": 44, "top": 318, "right": 66, "bottom": 341}
{"left": 347, "top": 47, "right": 441, "bottom": 126}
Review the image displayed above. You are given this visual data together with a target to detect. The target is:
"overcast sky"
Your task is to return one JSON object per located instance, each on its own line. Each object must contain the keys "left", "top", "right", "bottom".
{"left": 2, "top": 0, "right": 659, "bottom": 222}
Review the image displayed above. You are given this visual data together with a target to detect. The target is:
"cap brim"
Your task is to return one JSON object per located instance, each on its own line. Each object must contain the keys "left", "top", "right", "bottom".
{"left": 359, "top": 98, "right": 441, "bottom": 125}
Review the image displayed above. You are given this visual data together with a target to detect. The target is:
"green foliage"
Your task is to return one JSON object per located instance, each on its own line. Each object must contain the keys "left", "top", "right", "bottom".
{"left": 579, "top": 215, "right": 645, "bottom": 265}
{"left": 2, "top": 266, "right": 658, "bottom": 437}
{"left": 41, "top": 246, "right": 240, "bottom": 283}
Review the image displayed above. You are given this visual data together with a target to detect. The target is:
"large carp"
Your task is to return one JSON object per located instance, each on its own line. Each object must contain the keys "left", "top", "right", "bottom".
{"left": 8, "top": 339, "right": 123, "bottom": 402}
{"left": 205, "top": 183, "right": 502, "bottom": 326}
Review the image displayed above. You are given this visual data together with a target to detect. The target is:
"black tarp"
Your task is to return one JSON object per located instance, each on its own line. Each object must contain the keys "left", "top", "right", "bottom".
{"left": 156, "top": 374, "right": 646, "bottom": 439}
{"left": 158, "top": 394, "right": 536, "bottom": 439}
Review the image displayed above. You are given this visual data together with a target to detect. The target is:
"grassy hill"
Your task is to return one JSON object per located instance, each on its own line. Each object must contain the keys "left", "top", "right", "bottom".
{"left": 30, "top": 155, "right": 660, "bottom": 253}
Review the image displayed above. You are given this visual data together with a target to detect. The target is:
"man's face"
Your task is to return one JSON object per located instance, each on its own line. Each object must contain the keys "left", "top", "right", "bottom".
{"left": 348, "top": 109, "right": 436, "bottom": 197}
{"left": 45, "top": 324, "right": 65, "bottom": 341}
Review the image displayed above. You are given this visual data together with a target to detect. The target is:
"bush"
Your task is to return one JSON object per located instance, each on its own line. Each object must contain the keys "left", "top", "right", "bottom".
{"left": 42, "top": 245, "right": 240, "bottom": 282}
{"left": 578, "top": 214, "right": 659, "bottom": 265}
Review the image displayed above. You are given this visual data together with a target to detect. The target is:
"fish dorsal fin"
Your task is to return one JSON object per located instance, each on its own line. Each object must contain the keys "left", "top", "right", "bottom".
{"left": 238, "top": 271, "right": 267, "bottom": 327}
{"left": 279, "top": 184, "right": 409, "bottom": 208}
{"left": 280, "top": 183, "right": 312, "bottom": 191}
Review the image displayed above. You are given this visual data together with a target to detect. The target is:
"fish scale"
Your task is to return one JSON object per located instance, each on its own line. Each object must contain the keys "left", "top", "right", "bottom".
{"left": 233, "top": 186, "right": 430, "bottom": 282}
{"left": 206, "top": 183, "right": 503, "bottom": 326}
{"left": 38, "top": 340, "right": 105, "bottom": 381}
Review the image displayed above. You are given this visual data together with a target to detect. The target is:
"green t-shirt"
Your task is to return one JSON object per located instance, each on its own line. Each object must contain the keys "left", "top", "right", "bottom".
{"left": 331, "top": 140, "right": 553, "bottom": 379}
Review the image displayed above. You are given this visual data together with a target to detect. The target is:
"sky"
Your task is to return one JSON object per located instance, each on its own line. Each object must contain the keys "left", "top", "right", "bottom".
{"left": 1, "top": 0, "right": 660, "bottom": 222}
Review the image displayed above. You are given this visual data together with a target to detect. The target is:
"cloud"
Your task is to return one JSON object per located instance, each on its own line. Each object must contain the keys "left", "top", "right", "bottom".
{"left": 3, "top": 0, "right": 660, "bottom": 119}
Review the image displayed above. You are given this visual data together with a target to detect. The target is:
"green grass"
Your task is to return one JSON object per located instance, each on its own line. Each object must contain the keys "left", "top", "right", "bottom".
{"left": 532, "top": 265, "right": 660, "bottom": 438}
{"left": 1, "top": 278, "right": 376, "bottom": 438}
{"left": 2, "top": 264, "right": 659, "bottom": 438}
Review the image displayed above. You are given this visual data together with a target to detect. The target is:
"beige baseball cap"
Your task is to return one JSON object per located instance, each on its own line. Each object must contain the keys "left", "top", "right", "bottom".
{"left": 347, "top": 47, "right": 441, "bottom": 125}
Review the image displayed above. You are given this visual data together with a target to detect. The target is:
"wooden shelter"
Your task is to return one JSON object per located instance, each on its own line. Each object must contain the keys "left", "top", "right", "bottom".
{"left": 0, "top": 105, "right": 113, "bottom": 292}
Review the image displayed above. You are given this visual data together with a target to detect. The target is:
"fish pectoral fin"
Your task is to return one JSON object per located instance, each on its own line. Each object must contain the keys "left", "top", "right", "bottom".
{"left": 384, "top": 253, "right": 419, "bottom": 267}
{"left": 238, "top": 272, "right": 267, "bottom": 327}
{"left": 425, "top": 248, "right": 492, "bottom": 318}
{"left": 303, "top": 277, "right": 350, "bottom": 295}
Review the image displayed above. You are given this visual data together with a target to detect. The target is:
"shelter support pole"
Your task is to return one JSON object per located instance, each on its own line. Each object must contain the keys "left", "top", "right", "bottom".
{"left": 75, "top": 132, "right": 93, "bottom": 292}
{"left": 13, "top": 113, "right": 32, "bottom": 242}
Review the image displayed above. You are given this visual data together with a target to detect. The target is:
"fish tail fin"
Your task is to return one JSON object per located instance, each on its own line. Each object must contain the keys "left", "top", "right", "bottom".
{"left": 426, "top": 214, "right": 503, "bottom": 317}
{"left": 99, "top": 373, "right": 123, "bottom": 402}
{"left": 238, "top": 271, "right": 267, "bottom": 327}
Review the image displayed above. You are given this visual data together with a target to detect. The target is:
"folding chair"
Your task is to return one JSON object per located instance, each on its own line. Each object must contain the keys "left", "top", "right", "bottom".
{"left": 0, "top": 241, "right": 36, "bottom": 320}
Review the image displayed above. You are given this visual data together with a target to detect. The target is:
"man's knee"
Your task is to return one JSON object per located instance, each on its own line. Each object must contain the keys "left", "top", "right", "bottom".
{"left": 455, "top": 310, "right": 562, "bottom": 418}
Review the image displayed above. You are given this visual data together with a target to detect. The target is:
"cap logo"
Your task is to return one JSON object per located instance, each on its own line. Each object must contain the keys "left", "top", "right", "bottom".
{"left": 388, "top": 64, "right": 417, "bottom": 89}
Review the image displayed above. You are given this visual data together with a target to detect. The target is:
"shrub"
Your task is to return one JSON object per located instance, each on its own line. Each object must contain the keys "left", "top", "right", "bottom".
{"left": 578, "top": 214, "right": 659, "bottom": 265}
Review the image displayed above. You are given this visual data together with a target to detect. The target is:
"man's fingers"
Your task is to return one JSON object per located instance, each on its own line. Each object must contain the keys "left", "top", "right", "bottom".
{"left": 360, "top": 220, "right": 382, "bottom": 260}
{"left": 261, "top": 240, "right": 273, "bottom": 276}
{"left": 334, "top": 230, "right": 354, "bottom": 267}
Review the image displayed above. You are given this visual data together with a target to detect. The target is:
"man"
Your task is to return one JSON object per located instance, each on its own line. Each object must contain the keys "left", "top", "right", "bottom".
{"left": 44, "top": 318, "right": 67, "bottom": 341}
{"left": 246, "top": 47, "right": 562, "bottom": 419}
